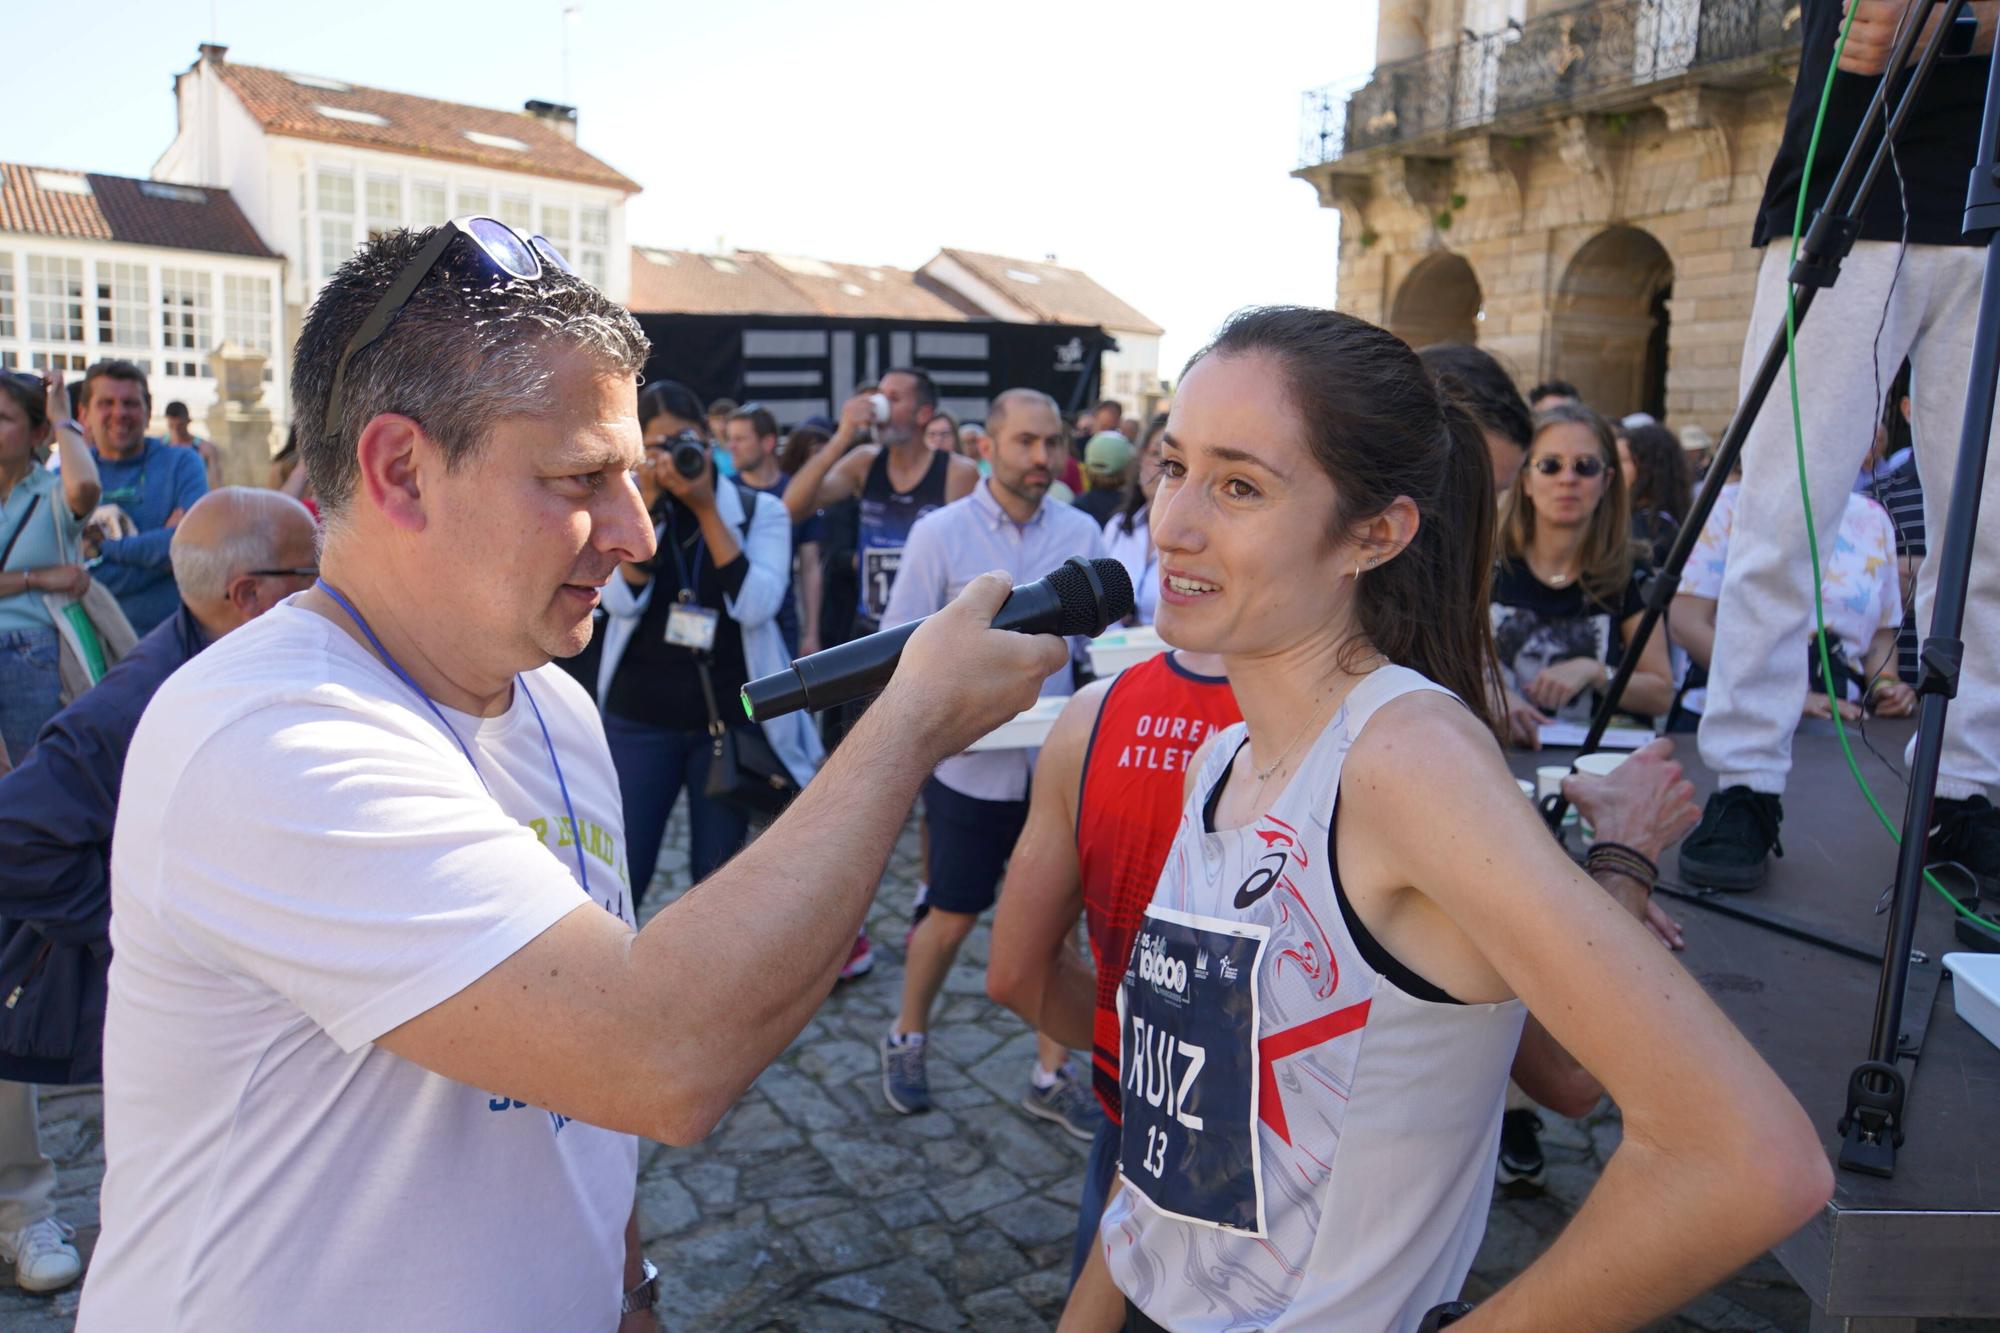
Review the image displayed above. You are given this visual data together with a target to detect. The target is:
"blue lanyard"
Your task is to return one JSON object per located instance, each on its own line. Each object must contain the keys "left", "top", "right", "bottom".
{"left": 317, "top": 581, "right": 591, "bottom": 897}
{"left": 661, "top": 504, "right": 706, "bottom": 605}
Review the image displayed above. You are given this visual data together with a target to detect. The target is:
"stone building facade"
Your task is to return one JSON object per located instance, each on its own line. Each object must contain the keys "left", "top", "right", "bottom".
{"left": 1295, "top": 0, "right": 1804, "bottom": 434}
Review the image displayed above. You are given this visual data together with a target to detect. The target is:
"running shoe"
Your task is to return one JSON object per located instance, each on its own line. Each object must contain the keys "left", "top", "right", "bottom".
{"left": 838, "top": 930, "right": 874, "bottom": 982}
{"left": 880, "top": 1029, "right": 931, "bottom": 1115}
{"left": 1021, "top": 1063, "right": 1104, "bottom": 1142}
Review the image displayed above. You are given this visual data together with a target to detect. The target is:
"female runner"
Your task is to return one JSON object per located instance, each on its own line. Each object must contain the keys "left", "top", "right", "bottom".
{"left": 1063, "top": 307, "right": 1829, "bottom": 1332}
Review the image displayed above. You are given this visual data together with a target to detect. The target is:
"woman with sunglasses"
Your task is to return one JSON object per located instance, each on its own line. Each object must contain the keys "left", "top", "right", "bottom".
{"left": 1491, "top": 404, "right": 1673, "bottom": 748}
{"left": 0, "top": 371, "right": 101, "bottom": 765}
{"left": 593, "top": 380, "right": 815, "bottom": 903}
{"left": 1062, "top": 307, "right": 1827, "bottom": 1332}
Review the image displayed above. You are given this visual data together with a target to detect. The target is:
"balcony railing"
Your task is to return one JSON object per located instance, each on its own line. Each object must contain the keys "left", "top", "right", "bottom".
{"left": 1298, "top": 0, "right": 1800, "bottom": 169}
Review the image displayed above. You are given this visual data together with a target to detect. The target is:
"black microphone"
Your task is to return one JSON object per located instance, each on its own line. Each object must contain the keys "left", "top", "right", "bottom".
{"left": 740, "top": 556, "right": 1135, "bottom": 721}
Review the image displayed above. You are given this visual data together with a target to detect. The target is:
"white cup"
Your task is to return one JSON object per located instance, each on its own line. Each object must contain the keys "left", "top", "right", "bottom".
{"left": 1574, "top": 751, "right": 1630, "bottom": 779}
{"left": 1517, "top": 778, "right": 1536, "bottom": 802}
{"left": 1535, "top": 765, "right": 1578, "bottom": 825}
{"left": 869, "top": 392, "right": 891, "bottom": 424}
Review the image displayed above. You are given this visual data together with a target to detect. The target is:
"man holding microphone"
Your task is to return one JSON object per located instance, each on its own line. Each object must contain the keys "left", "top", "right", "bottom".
{"left": 78, "top": 223, "right": 1065, "bottom": 1330}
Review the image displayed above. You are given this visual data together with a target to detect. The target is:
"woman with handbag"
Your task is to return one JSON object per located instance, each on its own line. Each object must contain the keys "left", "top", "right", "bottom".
{"left": 595, "top": 381, "right": 821, "bottom": 906}
{"left": 0, "top": 372, "right": 100, "bottom": 766}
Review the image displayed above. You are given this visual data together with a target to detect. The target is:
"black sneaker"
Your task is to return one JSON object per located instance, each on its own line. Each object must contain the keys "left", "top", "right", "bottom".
{"left": 1497, "top": 1109, "right": 1545, "bottom": 1192}
{"left": 1678, "top": 787, "right": 1784, "bottom": 892}
{"left": 1930, "top": 797, "right": 2000, "bottom": 951}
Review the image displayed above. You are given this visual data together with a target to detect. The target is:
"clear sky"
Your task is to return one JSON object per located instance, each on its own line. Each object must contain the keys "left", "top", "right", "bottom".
{"left": 0, "top": 0, "right": 1378, "bottom": 376}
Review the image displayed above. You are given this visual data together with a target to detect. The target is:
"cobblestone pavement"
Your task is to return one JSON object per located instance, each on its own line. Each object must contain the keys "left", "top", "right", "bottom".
{"left": 6, "top": 807, "right": 1998, "bottom": 1331}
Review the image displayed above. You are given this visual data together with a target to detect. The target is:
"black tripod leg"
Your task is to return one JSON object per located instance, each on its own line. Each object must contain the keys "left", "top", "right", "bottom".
{"left": 1841, "top": 47, "right": 2000, "bottom": 1173}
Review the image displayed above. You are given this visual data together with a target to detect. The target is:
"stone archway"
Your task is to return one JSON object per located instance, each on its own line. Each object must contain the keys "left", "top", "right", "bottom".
{"left": 1551, "top": 226, "right": 1675, "bottom": 418}
{"left": 1389, "top": 252, "right": 1483, "bottom": 350}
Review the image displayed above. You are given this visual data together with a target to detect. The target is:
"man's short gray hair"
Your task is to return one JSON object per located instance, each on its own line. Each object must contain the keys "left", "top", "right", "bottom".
{"left": 169, "top": 488, "right": 309, "bottom": 604}
{"left": 290, "top": 227, "right": 650, "bottom": 523}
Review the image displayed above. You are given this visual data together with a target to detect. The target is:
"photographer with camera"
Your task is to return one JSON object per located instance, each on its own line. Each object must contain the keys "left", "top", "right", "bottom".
{"left": 595, "top": 380, "right": 819, "bottom": 904}
{"left": 1683, "top": 0, "right": 2000, "bottom": 893}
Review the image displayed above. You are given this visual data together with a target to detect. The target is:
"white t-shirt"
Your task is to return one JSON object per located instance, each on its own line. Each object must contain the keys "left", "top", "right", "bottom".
{"left": 80, "top": 603, "right": 639, "bottom": 1332}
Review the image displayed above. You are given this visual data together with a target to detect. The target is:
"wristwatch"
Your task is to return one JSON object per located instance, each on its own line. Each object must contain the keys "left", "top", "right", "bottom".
{"left": 55, "top": 418, "right": 84, "bottom": 437}
{"left": 621, "top": 1257, "right": 659, "bottom": 1315}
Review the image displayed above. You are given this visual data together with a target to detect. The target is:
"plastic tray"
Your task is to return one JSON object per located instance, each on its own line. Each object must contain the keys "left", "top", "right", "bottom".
{"left": 1944, "top": 952, "right": 2000, "bottom": 1054}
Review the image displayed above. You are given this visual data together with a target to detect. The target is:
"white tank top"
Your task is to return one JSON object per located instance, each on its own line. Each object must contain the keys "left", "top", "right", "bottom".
{"left": 1101, "top": 665, "right": 1526, "bottom": 1332}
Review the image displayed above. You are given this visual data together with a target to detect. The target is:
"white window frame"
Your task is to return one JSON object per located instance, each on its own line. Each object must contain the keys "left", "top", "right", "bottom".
{"left": 365, "top": 174, "right": 402, "bottom": 241}
{"left": 223, "top": 274, "right": 276, "bottom": 355}
{"left": 27, "top": 255, "right": 86, "bottom": 345}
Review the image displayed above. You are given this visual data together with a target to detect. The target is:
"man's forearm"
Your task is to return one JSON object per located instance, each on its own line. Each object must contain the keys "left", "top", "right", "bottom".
{"left": 784, "top": 431, "right": 854, "bottom": 523}
{"left": 627, "top": 696, "right": 940, "bottom": 1134}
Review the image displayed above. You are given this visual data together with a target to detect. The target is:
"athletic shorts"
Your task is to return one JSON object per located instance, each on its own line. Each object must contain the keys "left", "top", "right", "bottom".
{"left": 918, "top": 776, "right": 1029, "bottom": 918}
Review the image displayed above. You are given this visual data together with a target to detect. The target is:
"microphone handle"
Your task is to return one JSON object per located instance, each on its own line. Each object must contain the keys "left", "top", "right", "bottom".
{"left": 788, "top": 579, "right": 1068, "bottom": 714}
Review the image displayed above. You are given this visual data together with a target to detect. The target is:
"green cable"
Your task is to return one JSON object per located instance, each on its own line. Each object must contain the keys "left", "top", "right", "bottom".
{"left": 1784, "top": 5, "right": 2000, "bottom": 937}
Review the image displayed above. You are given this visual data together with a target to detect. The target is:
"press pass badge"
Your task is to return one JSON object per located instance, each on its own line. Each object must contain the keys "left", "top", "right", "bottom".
{"left": 666, "top": 598, "right": 720, "bottom": 651}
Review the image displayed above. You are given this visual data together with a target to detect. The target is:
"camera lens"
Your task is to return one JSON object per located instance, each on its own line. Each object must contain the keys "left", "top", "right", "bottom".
{"left": 671, "top": 434, "right": 708, "bottom": 479}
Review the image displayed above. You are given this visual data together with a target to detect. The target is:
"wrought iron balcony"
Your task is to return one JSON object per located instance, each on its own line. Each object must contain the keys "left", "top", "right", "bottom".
{"left": 1298, "top": 0, "right": 1800, "bottom": 169}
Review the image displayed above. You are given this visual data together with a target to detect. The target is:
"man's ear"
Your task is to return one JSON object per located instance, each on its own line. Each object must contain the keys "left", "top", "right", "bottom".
{"left": 225, "top": 573, "right": 262, "bottom": 619}
{"left": 352, "top": 413, "right": 432, "bottom": 534}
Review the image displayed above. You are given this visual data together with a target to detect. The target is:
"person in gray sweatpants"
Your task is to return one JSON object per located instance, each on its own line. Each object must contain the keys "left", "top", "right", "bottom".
{"left": 1683, "top": 0, "right": 2000, "bottom": 893}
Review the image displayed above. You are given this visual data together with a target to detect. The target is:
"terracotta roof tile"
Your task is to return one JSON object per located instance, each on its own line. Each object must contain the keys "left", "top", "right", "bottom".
{"left": 0, "top": 162, "right": 276, "bottom": 258}
{"left": 628, "top": 247, "right": 978, "bottom": 321}
{"left": 932, "top": 248, "right": 1162, "bottom": 335}
{"left": 629, "top": 247, "right": 819, "bottom": 315}
{"left": 0, "top": 164, "right": 112, "bottom": 243}
{"left": 213, "top": 61, "right": 640, "bottom": 193}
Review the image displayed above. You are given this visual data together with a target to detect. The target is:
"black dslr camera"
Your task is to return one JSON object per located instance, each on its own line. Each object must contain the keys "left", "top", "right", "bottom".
{"left": 666, "top": 430, "right": 709, "bottom": 480}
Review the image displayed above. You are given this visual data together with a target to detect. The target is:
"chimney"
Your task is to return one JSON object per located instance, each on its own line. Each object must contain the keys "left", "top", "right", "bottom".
{"left": 199, "top": 42, "right": 228, "bottom": 65}
{"left": 523, "top": 99, "right": 578, "bottom": 143}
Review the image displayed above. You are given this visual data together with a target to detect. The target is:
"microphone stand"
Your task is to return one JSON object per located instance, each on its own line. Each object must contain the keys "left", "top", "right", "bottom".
{"left": 1549, "top": 0, "right": 1993, "bottom": 1179}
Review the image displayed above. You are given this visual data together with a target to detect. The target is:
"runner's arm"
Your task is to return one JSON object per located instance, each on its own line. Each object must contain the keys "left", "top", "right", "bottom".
{"left": 988, "top": 681, "right": 1111, "bottom": 1050}
{"left": 783, "top": 397, "right": 874, "bottom": 523}
{"left": 1340, "top": 697, "right": 1829, "bottom": 1331}
{"left": 376, "top": 576, "right": 1071, "bottom": 1146}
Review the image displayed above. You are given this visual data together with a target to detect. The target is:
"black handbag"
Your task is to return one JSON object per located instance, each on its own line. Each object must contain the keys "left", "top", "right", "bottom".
{"left": 695, "top": 654, "right": 798, "bottom": 820}
{"left": 691, "top": 480, "right": 799, "bottom": 820}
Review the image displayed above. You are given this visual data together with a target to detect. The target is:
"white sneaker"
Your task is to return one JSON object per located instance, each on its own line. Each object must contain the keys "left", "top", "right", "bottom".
{"left": 0, "top": 1216, "right": 81, "bottom": 1293}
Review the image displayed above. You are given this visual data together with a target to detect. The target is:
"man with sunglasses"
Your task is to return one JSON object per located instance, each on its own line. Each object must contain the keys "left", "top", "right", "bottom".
{"left": 79, "top": 221, "right": 1065, "bottom": 1331}
{"left": 0, "top": 486, "right": 314, "bottom": 1297}
{"left": 75, "top": 360, "right": 209, "bottom": 636}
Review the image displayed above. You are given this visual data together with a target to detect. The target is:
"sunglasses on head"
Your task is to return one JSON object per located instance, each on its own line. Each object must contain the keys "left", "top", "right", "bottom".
{"left": 326, "top": 216, "right": 572, "bottom": 434}
{"left": 1529, "top": 455, "right": 1606, "bottom": 478}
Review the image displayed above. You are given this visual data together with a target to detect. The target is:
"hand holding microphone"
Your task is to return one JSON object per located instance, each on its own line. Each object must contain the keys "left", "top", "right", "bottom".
{"left": 742, "top": 557, "right": 1135, "bottom": 754}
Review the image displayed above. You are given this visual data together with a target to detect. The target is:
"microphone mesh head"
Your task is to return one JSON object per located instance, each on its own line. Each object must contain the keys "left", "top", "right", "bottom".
{"left": 1047, "top": 557, "right": 1135, "bottom": 636}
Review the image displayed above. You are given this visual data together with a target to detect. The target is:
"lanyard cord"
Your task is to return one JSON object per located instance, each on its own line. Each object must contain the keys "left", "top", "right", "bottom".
{"left": 316, "top": 580, "right": 591, "bottom": 897}
{"left": 660, "top": 502, "right": 707, "bottom": 604}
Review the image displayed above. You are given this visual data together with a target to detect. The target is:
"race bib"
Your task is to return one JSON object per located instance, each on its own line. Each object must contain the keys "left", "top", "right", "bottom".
{"left": 1118, "top": 903, "right": 1269, "bottom": 1235}
{"left": 861, "top": 546, "right": 903, "bottom": 620}
{"left": 666, "top": 602, "right": 720, "bottom": 651}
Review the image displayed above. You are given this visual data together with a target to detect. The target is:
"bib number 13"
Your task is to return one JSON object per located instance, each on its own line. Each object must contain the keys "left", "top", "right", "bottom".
{"left": 1141, "top": 1124, "right": 1169, "bottom": 1178}
{"left": 1118, "top": 904, "right": 1268, "bottom": 1235}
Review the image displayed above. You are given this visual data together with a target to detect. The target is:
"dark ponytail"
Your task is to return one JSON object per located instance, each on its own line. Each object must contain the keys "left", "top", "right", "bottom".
{"left": 1189, "top": 307, "right": 1501, "bottom": 739}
